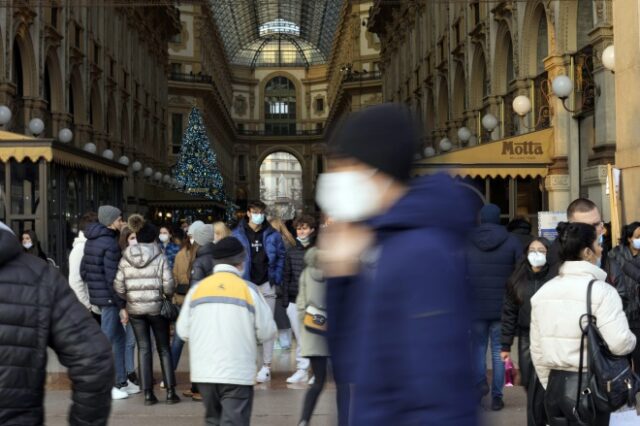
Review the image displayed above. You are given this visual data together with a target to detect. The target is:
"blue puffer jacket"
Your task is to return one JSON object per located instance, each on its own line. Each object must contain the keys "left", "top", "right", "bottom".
{"left": 232, "top": 220, "right": 286, "bottom": 286}
{"left": 80, "top": 222, "right": 124, "bottom": 309}
{"left": 466, "top": 223, "right": 523, "bottom": 320}
{"left": 329, "top": 174, "right": 478, "bottom": 426}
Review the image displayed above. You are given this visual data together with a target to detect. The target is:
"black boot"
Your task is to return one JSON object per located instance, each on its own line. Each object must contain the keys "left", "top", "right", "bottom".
{"left": 166, "top": 387, "right": 181, "bottom": 404}
{"left": 144, "top": 390, "right": 158, "bottom": 406}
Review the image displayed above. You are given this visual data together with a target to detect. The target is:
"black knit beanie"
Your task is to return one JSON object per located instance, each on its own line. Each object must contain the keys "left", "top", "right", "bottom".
{"left": 212, "top": 237, "right": 244, "bottom": 260}
{"left": 329, "top": 103, "right": 418, "bottom": 182}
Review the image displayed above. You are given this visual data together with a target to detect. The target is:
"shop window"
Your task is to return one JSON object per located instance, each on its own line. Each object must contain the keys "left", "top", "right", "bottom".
{"left": 171, "top": 113, "right": 183, "bottom": 154}
{"left": 10, "top": 160, "right": 39, "bottom": 215}
{"left": 315, "top": 97, "right": 324, "bottom": 112}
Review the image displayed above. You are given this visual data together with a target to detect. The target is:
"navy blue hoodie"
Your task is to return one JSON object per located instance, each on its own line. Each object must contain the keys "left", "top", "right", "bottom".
{"left": 466, "top": 223, "right": 523, "bottom": 320}
{"left": 328, "top": 174, "right": 478, "bottom": 426}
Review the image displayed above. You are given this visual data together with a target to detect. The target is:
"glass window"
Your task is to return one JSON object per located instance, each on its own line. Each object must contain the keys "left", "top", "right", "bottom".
{"left": 172, "top": 113, "right": 183, "bottom": 154}
{"left": 10, "top": 160, "right": 39, "bottom": 215}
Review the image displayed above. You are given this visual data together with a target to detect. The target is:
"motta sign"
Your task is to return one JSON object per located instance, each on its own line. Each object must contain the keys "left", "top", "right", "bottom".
{"left": 501, "top": 140, "right": 544, "bottom": 158}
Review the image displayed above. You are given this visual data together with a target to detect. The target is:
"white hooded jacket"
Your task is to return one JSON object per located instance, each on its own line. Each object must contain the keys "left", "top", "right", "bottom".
{"left": 176, "top": 264, "right": 276, "bottom": 386}
{"left": 530, "top": 261, "right": 636, "bottom": 388}
{"left": 68, "top": 231, "right": 92, "bottom": 310}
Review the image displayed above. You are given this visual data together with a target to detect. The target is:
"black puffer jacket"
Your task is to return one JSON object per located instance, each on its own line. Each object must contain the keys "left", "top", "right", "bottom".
{"left": 500, "top": 263, "right": 552, "bottom": 351}
{"left": 80, "top": 222, "right": 123, "bottom": 308}
{"left": 283, "top": 239, "right": 315, "bottom": 302}
{"left": 608, "top": 245, "right": 640, "bottom": 326}
{"left": 0, "top": 228, "right": 114, "bottom": 425}
{"left": 190, "top": 242, "right": 215, "bottom": 286}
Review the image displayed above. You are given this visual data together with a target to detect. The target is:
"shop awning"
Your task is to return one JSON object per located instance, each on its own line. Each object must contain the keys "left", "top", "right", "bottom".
{"left": 413, "top": 128, "right": 554, "bottom": 179}
{"left": 0, "top": 131, "right": 127, "bottom": 177}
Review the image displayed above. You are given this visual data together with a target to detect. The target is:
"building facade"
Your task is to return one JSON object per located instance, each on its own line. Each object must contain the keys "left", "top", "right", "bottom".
{"left": 368, "top": 0, "right": 615, "bottom": 229}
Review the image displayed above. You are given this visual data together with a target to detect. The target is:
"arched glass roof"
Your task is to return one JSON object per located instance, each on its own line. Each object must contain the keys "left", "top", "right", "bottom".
{"left": 208, "top": 0, "right": 343, "bottom": 68}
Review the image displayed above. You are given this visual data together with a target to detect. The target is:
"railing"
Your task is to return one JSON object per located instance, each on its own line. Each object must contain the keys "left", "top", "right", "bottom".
{"left": 343, "top": 70, "right": 382, "bottom": 83}
{"left": 237, "top": 128, "right": 323, "bottom": 137}
{"left": 169, "top": 72, "right": 213, "bottom": 84}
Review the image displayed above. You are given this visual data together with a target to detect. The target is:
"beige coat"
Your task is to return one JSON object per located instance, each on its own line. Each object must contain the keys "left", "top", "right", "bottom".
{"left": 296, "top": 248, "right": 329, "bottom": 357}
{"left": 530, "top": 261, "right": 636, "bottom": 388}
{"left": 114, "top": 243, "right": 174, "bottom": 316}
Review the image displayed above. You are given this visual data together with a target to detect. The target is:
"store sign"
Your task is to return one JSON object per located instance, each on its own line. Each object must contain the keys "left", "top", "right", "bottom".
{"left": 501, "top": 140, "right": 544, "bottom": 160}
{"left": 538, "top": 211, "right": 567, "bottom": 241}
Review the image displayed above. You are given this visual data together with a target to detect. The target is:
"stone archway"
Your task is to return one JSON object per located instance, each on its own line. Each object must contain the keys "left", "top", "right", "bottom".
{"left": 259, "top": 151, "right": 303, "bottom": 220}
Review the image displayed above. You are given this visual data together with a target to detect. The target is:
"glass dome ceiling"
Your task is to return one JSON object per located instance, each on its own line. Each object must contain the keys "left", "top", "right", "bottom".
{"left": 208, "top": 0, "right": 343, "bottom": 68}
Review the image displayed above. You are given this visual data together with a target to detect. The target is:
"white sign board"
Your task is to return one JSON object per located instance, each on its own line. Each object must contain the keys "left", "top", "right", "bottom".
{"left": 538, "top": 211, "right": 567, "bottom": 241}
{"left": 606, "top": 167, "right": 621, "bottom": 196}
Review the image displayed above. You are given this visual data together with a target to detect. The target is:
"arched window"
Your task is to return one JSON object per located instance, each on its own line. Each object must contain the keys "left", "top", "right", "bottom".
{"left": 264, "top": 76, "right": 296, "bottom": 135}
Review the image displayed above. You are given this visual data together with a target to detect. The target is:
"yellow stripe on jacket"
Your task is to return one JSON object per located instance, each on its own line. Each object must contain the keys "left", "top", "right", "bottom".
{"left": 190, "top": 272, "right": 255, "bottom": 314}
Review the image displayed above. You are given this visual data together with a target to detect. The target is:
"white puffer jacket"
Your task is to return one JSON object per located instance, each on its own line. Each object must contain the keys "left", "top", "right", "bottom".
{"left": 530, "top": 261, "right": 636, "bottom": 388}
{"left": 113, "top": 243, "right": 174, "bottom": 315}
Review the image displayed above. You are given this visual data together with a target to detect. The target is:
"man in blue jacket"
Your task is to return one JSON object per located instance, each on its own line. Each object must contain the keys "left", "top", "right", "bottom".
{"left": 232, "top": 200, "right": 285, "bottom": 383}
{"left": 317, "top": 104, "right": 478, "bottom": 426}
{"left": 81, "top": 205, "right": 139, "bottom": 400}
{"left": 466, "top": 203, "right": 522, "bottom": 410}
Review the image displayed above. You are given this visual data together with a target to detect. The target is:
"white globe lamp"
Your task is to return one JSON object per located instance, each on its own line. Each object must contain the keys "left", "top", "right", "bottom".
{"left": 0, "top": 105, "right": 12, "bottom": 126}
{"left": 163, "top": 174, "right": 171, "bottom": 183}
{"left": 457, "top": 127, "right": 471, "bottom": 143}
{"left": 439, "top": 137, "right": 452, "bottom": 152}
{"left": 154, "top": 171, "right": 162, "bottom": 181}
{"left": 118, "top": 155, "right": 130, "bottom": 166}
{"left": 552, "top": 75, "right": 573, "bottom": 99}
{"left": 144, "top": 167, "right": 153, "bottom": 177}
{"left": 481, "top": 113, "right": 498, "bottom": 132}
{"left": 58, "top": 128, "right": 73, "bottom": 143}
{"left": 102, "top": 149, "right": 114, "bottom": 160}
{"left": 512, "top": 95, "right": 532, "bottom": 117}
{"left": 83, "top": 142, "right": 97, "bottom": 154}
{"left": 602, "top": 45, "right": 615, "bottom": 72}
{"left": 28, "top": 118, "right": 45, "bottom": 136}
{"left": 424, "top": 146, "right": 436, "bottom": 157}
{"left": 132, "top": 161, "right": 142, "bottom": 172}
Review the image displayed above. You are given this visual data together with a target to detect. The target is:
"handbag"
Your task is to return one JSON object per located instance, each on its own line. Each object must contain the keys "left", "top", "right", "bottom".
{"left": 574, "top": 279, "right": 640, "bottom": 424}
{"left": 303, "top": 305, "right": 327, "bottom": 335}
{"left": 159, "top": 288, "right": 180, "bottom": 321}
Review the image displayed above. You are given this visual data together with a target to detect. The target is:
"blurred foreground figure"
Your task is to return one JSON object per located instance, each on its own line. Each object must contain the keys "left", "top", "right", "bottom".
{"left": 316, "top": 103, "right": 478, "bottom": 426}
{"left": 0, "top": 221, "right": 114, "bottom": 424}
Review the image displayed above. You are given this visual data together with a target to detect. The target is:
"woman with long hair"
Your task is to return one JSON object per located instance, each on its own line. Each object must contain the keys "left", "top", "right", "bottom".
{"left": 158, "top": 225, "right": 180, "bottom": 271}
{"left": 607, "top": 221, "right": 640, "bottom": 371}
{"left": 212, "top": 221, "right": 231, "bottom": 243}
{"left": 500, "top": 237, "right": 552, "bottom": 426}
{"left": 114, "top": 214, "right": 179, "bottom": 405}
{"left": 270, "top": 217, "right": 296, "bottom": 249}
{"left": 117, "top": 224, "right": 140, "bottom": 386}
{"left": 269, "top": 217, "right": 296, "bottom": 349}
{"left": 530, "top": 222, "right": 636, "bottom": 425}
{"left": 21, "top": 229, "right": 47, "bottom": 261}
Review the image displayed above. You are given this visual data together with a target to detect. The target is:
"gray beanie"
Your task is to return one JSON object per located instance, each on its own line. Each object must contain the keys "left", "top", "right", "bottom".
{"left": 98, "top": 205, "right": 122, "bottom": 227}
{"left": 193, "top": 224, "right": 214, "bottom": 247}
{"left": 187, "top": 220, "right": 204, "bottom": 236}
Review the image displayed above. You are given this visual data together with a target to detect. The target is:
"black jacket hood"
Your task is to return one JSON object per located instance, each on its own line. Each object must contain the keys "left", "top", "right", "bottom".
{"left": 470, "top": 223, "right": 510, "bottom": 251}
{"left": 0, "top": 230, "right": 24, "bottom": 267}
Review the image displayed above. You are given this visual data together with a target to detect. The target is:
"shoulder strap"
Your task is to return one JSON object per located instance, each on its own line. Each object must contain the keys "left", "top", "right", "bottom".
{"left": 575, "top": 278, "right": 598, "bottom": 420}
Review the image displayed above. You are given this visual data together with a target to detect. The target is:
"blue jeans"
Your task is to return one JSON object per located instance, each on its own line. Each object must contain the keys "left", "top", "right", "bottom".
{"left": 101, "top": 306, "right": 127, "bottom": 385}
{"left": 125, "top": 323, "right": 136, "bottom": 375}
{"left": 171, "top": 335, "right": 184, "bottom": 371}
{"left": 471, "top": 320, "right": 504, "bottom": 399}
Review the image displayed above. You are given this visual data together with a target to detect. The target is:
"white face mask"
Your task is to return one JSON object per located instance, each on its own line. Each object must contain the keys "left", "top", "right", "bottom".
{"left": 250, "top": 213, "right": 265, "bottom": 226}
{"left": 527, "top": 252, "right": 547, "bottom": 268}
{"left": 316, "top": 170, "right": 388, "bottom": 222}
{"left": 189, "top": 237, "right": 195, "bottom": 245}
{"left": 632, "top": 238, "right": 640, "bottom": 250}
{"left": 23, "top": 242, "right": 33, "bottom": 250}
{"left": 159, "top": 234, "right": 170, "bottom": 243}
{"left": 128, "top": 238, "right": 138, "bottom": 247}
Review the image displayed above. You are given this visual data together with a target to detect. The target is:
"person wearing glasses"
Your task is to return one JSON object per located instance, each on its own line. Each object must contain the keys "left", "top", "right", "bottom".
{"left": 547, "top": 198, "right": 605, "bottom": 275}
{"left": 500, "top": 237, "right": 553, "bottom": 426}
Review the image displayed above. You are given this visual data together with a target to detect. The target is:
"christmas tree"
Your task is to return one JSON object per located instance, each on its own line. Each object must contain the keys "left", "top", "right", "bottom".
{"left": 174, "top": 107, "right": 225, "bottom": 201}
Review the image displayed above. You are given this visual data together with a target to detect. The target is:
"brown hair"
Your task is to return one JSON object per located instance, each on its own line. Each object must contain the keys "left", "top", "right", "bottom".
{"left": 119, "top": 226, "right": 135, "bottom": 252}
{"left": 293, "top": 214, "right": 317, "bottom": 230}
{"left": 567, "top": 198, "right": 598, "bottom": 220}
{"left": 270, "top": 218, "right": 296, "bottom": 247}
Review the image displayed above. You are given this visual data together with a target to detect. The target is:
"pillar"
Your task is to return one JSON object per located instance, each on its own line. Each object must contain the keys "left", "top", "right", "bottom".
{"left": 612, "top": 0, "right": 640, "bottom": 223}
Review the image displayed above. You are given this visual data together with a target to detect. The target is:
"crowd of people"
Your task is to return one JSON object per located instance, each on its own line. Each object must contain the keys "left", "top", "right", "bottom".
{"left": 1, "top": 103, "right": 639, "bottom": 426}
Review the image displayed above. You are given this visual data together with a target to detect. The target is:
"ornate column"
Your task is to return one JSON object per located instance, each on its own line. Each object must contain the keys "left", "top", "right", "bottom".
{"left": 612, "top": 0, "right": 640, "bottom": 222}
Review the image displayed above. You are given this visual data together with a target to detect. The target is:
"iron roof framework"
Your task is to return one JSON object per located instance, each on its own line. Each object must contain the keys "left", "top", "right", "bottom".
{"left": 207, "top": 0, "right": 343, "bottom": 68}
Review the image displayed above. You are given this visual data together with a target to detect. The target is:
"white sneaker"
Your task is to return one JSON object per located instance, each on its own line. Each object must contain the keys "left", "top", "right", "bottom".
{"left": 287, "top": 369, "right": 309, "bottom": 384}
{"left": 308, "top": 375, "right": 315, "bottom": 385}
{"left": 121, "top": 380, "right": 141, "bottom": 395}
{"left": 111, "top": 387, "right": 128, "bottom": 400}
{"left": 256, "top": 366, "right": 271, "bottom": 383}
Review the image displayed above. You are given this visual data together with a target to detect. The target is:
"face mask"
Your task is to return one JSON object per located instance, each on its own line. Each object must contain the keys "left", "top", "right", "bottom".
{"left": 316, "top": 170, "right": 389, "bottom": 222}
{"left": 250, "top": 213, "right": 265, "bottom": 226}
{"left": 598, "top": 234, "right": 604, "bottom": 246}
{"left": 527, "top": 252, "right": 547, "bottom": 268}
{"left": 189, "top": 237, "right": 194, "bottom": 245}
{"left": 159, "top": 234, "right": 169, "bottom": 243}
{"left": 128, "top": 239, "right": 138, "bottom": 247}
{"left": 632, "top": 239, "right": 640, "bottom": 250}
{"left": 297, "top": 236, "right": 311, "bottom": 246}
{"left": 23, "top": 242, "right": 33, "bottom": 250}
{"left": 595, "top": 256, "right": 602, "bottom": 268}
